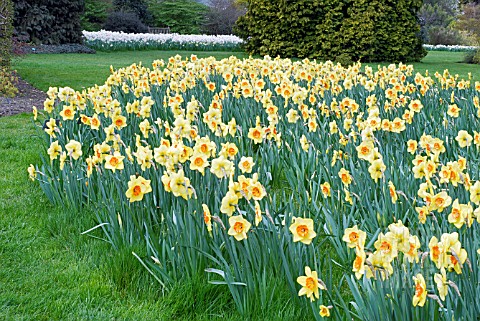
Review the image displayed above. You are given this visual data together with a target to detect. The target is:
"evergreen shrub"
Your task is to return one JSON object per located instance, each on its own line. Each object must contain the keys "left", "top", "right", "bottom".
{"left": 235, "top": 0, "right": 427, "bottom": 62}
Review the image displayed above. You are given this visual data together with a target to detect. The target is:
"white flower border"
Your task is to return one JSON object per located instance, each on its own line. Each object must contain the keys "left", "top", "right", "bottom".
{"left": 423, "top": 44, "right": 478, "bottom": 52}
{"left": 83, "top": 30, "right": 243, "bottom": 45}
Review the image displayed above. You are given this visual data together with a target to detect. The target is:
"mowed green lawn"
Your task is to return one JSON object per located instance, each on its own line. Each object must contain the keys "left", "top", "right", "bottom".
{"left": 2, "top": 49, "right": 479, "bottom": 320}
{"left": 12, "top": 50, "right": 480, "bottom": 92}
{"left": 407, "top": 50, "right": 480, "bottom": 80}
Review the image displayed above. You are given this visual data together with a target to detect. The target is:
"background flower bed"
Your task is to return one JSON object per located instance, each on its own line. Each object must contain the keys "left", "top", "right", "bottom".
{"left": 423, "top": 44, "right": 478, "bottom": 52}
{"left": 82, "top": 30, "right": 243, "bottom": 52}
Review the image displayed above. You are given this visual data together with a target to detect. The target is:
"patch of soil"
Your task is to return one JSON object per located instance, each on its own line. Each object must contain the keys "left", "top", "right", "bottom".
{"left": 0, "top": 75, "right": 46, "bottom": 117}
{"left": 16, "top": 43, "right": 96, "bottom": 55}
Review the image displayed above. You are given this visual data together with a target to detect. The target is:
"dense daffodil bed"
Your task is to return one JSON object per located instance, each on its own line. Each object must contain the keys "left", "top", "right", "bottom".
{"left": 29, "top": 55, "right": 480, "bottom": 320}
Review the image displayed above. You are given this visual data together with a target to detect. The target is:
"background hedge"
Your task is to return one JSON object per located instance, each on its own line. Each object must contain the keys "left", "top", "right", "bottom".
{"left": 235, "top": 0, "right": 427, "bottom": 63}
{"left": 13, "top": 0, "right": 84, "bottom": 45}
{"left": 1, "top": 0, "right": 17, "bottom": 97}
{"left": 1, "top": 0, "right": 14, "bottom": 68}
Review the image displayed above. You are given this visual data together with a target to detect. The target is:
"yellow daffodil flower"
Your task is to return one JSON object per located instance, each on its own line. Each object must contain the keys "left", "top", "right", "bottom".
{"left": 342, "top": 225, "right": 366, "bottom": 249}
{"left": 202, "top": 204, "right": 212, "bottom": 232}
{"left": 227, "top": 215, "right": 251, "bottom": 241}
{"left": 189, "top": 152, "right": 209, "bottom": 175}
{"left": 220, "top": 190, "right": 239, "bottom": 216}
{"left": 125, "top": 175, "right": 152, "bottom": 202}
{"left": 27, "top": 164, "right": 36, "bottom": 181}
{"left": 65, "top": 140, "right": 83, "bottom": 160}
{"left": 320, "top": 182, "right": 331, "bottom": 197}
{"left": 412, "top": 274, "right": 427, "bottom": 307}
{"left": 455, "top": 130, "right": 473, "bottom": 148}
{"left": 319, "top": 305, "right": 331, "bottom": 317}
{"left": 289, "top": 217, "right": 317, "bottom": 245}
{"left": 434, "top": 268, "right": 449, "bottom": 301}
{"left": 470, "top": 181, "right": 480, "bottom": 205}
{"left": 297, "top": 266, "right": 325, "bottom": 302}
{"left": 238, "top": 156, "right": 255, "bottom": 174}
{"left": 104, "top": 151, "right": 125, "bottom": 172}
{"left": 338, "top": 168, "right": 352, "bottom": 186}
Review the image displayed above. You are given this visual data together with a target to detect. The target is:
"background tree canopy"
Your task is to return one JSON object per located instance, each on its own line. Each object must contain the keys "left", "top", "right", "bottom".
{"left": 81, "top": 0, "right": 112, "bottom": 32}
{"left": 203, "top": 0, "right": 246, "bottom": 35}
{"left": 147, "top": 0, "right": 208, "bottom": 34}
{"left": 419, "top": 0, "right": 461, "bottom": 45}
{"left": 113, "top": 0, "right": 152, "bottom": 24}
{"left": 81, "top": 0, "right": 244, "bottom": 35}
